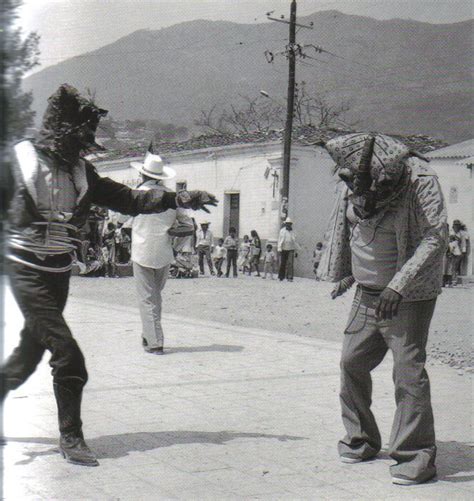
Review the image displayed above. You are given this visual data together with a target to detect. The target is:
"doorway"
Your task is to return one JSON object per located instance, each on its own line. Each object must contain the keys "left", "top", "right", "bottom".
{"left": 224, "top": 192, "right": 240, "bottom": 236}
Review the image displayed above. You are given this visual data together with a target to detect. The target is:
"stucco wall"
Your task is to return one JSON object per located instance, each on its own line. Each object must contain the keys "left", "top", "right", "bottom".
{"left": 288, "top": 147, "right": 337, "bottom": 278}
{"left": 96, "top": 143, "right": 283, "bottom": 242}
{"left": 429, "top": 158, "right": 473, "bottom": 274}
{"left": 96, "top": 143, "right": 340, "bottom": 278}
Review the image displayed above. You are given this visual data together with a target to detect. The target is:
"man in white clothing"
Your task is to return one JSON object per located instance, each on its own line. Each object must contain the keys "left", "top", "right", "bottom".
{"left": 277, "top": 217, "right": 299, "bottom": 281}
{"left": 131, "top": 150, "right": 195, "bottom": 354}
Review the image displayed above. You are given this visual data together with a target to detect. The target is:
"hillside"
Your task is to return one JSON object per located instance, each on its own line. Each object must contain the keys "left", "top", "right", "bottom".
{"left": 24, "top": 10, "right": 473, "bottom": 143}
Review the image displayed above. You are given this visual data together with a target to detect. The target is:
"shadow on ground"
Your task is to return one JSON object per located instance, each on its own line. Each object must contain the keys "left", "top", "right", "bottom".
{"left": 7, "top": 430, "right": 305, "bottom": 466}
{"left": 436, "top": 440, "right": 474, "bottom": 483}
{"left": 166, "top": 344, "right": 244, "bottom": 354}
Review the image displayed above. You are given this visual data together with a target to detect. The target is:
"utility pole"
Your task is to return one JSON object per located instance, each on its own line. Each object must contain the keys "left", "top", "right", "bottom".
{"left": 267, "top": 1, "right": 313, "bottom": 219}
{"left": 282, "top": 0, "right": 297, "bottom": 209}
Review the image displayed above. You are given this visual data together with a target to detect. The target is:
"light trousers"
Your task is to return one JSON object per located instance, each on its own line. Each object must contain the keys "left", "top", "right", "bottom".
{"left": 339, "top": 286, "right": 437, "bottom": 482}
{"left": 133, "top": 261, "right": 170, "bottom": 349}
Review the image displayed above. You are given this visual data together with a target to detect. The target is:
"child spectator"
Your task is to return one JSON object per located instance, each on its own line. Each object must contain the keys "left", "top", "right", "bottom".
{"left": 262, "top": 243, "right": 277, "bottom": 279}
{"left": 213, "top": 238, "right": 227, "bottom": 277}
{"left": 223, "top": 227, "right": 239, "bottom": 278}
{"left": 238, "top": 234, "right": 251, "bottom": 274}
{"left": 313, "top": 242, "right": 323, "bottom": 280}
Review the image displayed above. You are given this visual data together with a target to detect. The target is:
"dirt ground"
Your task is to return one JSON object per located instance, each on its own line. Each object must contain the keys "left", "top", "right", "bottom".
{"left": 69, "top": 273, "right": 474, "bottom": 372}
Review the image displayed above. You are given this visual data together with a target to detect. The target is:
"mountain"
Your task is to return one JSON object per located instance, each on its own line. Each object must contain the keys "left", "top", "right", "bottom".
{"left": 23, "top": 11, "right": 473, "bottom": 143}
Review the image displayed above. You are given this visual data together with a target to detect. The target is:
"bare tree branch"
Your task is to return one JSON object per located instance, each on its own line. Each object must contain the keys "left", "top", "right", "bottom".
{"left": 194, "top": 86, "right": 359, "bottom": 135}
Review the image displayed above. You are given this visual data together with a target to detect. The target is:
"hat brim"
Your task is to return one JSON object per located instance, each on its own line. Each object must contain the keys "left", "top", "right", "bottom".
{"left": 131, "top": 161, "right": 176, "bottom": 180}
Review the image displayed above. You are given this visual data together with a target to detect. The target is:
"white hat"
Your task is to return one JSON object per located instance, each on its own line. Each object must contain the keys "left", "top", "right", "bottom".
{"left": 131, "top": 152, "right": 176, "bottom": 180}
{"left": 284, "top": 217, "right": 293, "bottom": 224}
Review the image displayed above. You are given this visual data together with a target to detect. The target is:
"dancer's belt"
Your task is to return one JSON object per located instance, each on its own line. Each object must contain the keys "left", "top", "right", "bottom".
{"left": 7, "top": 221, "right": 81, "bottom": 273}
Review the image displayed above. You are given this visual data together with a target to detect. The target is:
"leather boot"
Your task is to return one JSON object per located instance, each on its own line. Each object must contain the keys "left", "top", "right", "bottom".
{"left": 59, "top": 432, "right": 99, "bottom": 466}
{"left": 54, "top": 377, "right": 99, "bottom": 466}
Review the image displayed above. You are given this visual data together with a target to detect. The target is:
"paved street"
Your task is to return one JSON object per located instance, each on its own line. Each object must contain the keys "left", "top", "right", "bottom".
{"left": 2, "top": 277, "right": 473, "bottom": 500}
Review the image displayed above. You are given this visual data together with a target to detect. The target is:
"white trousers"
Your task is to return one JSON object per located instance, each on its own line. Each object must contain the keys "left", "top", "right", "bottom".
{"left": 133, "top": 261, "right": 170, "bottom": 349}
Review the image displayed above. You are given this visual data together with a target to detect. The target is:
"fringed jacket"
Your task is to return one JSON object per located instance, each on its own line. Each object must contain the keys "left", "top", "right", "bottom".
{"left": 318, "top": 158, "right": 448, "bottom": 301}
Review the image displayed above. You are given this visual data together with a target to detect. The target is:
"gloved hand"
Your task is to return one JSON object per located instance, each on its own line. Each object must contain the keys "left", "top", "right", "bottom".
{"left": 176, "top": 190, "right": 218, "bottom": 213}
{"left": 330, "top": 275, "right": 355, "bottom": 299}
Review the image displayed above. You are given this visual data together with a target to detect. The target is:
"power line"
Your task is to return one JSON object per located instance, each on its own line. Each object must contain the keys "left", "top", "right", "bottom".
{"left": 36, "top": 36, "right": 288, "bottom": 63}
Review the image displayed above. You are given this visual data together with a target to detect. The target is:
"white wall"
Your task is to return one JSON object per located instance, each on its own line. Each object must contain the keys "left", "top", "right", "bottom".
{"left": 96, "top": 143, "right": 283, "bottom": 241}
{"left": 430, "top": 158, "right": 473, "bottom": 273}
{"left": 289, "top": 147, "right": 338, "bottom": 278}
{"left": 97, "top": 143, "right": 340, "bottom": 278}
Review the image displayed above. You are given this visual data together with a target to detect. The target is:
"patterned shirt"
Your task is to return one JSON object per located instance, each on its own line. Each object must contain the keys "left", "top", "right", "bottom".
{"left": 318, "top": 158, "right": 448, "bottom": 301}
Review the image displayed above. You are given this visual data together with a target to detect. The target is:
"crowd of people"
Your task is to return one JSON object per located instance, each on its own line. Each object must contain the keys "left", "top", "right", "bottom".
{"left": 75, "top": 214, "right": 328, "bottom": 282}
{"left": 76, "top": 221, "right": 132, "bottom": 277}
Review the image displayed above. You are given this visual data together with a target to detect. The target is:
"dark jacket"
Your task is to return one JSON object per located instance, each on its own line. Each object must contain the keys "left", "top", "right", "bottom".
{"left": 9, "top": 140, "right": 177, "bottom": 230}
{"left": 8, "top": 140, "right": 178, "bottom": 270}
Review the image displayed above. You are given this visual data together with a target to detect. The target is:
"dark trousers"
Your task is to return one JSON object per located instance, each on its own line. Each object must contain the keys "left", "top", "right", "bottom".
{"left": 214, "top": 257, "right": 224, "bottom": 276}
{"left": 198, "top": 246, "right": 214, "bottom": 274}
{"left": 278, "top": 250, "right": 294, "bottom": 280}
{"left": 1, "top": 259, "right": 88, "bottom": 437}
{"left": 225, "top": 249, "right": 238, "bottom": 277}
{"left": 339, "top": 286, "right": 437, "bottom": 481}
{"left": 250, "top": 254, "right": 261, "bottom": 275}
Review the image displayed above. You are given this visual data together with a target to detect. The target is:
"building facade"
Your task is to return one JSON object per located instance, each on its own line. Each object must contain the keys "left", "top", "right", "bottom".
{"left": 95, "top": 141, "right": 337, "bottom": 278}
{"left": 426, "top": 139, "right": 474, "bottom": 274}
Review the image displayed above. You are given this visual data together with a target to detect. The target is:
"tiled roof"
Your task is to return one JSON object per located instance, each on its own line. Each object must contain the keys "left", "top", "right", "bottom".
{"left": 93, "top": 126, "right": 449, "bottom": 161}
{"left": 425, "top": 139, "right": 474, "bottom": 159}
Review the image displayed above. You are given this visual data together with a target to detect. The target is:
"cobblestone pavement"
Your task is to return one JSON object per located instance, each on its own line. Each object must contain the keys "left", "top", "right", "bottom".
{"left": 2, "top": 280, "right": 473, "bottom": 500}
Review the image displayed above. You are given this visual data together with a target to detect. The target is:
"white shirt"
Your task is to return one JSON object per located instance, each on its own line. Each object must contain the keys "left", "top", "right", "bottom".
{"left": 196, "top": 228, "right": 214, "bottom": 248}
{"left": 278, "top": 228, "right": 299, "bottom": 252}
{"left": 131, "top": 181, "right": 177, "bottom": 269}
{"left": 214, "top": 245, "right": 227, "bottom": 259}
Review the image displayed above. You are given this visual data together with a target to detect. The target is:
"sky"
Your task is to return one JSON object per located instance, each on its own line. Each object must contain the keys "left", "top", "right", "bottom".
{"left": 17, "top": 0, "right": 473, "bottom": 73}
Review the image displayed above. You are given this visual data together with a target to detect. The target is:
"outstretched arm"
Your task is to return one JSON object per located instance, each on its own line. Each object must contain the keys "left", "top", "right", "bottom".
{"left": 86, "top": 161, "right": 217, "bottom": 216}
{"left": 86, "top": 162, "right": 176, "bottom": 215}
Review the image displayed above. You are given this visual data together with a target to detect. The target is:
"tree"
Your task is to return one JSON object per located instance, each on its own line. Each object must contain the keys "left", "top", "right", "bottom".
{"left": 293, "top": 81, "right": 358, "bottom": 129}
{"left": 1, "top": 0, "right": 40, "bottom": 221}
{"left": 195, "top": 96, "right": 284, "bottom": 135}
{"left": 195, "top": 85, "right": 358, "bottom": 135}
{"left": 1, "top": 0, "right": 40, "bottom": 144}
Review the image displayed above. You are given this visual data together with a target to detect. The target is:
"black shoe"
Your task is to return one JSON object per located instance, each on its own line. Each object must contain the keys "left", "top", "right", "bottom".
{"left": 59, "top": 434, "right": 99, "bottom": 466}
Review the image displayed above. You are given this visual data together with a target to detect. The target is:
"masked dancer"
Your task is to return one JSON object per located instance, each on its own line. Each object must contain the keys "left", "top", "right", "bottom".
{"left": 1, "top": 84, "right": 217, "bottom": 466}
{"left": 318, "top": 133, "right": 447, "bottom": 485}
